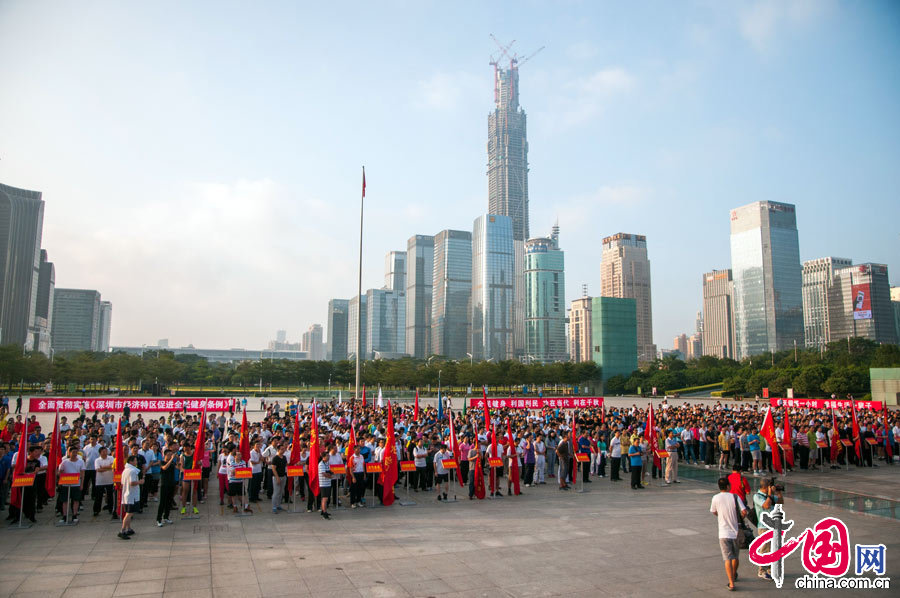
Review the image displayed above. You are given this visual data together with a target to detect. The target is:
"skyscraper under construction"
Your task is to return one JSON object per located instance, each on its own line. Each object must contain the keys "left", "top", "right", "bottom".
{"left": 487, "top": 43, "right": 540, "bottom": 357}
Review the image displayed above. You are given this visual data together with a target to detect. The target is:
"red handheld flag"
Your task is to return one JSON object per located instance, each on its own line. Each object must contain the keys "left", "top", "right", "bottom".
{"left": 506, "top": 419, "right": 521, "bottom": 496}
{"left": 782, "top": 408, "right": 795, "bottom": 467}
{"left": 239, "top": 407, "right": 251, "bottom": 462}
{"left": 9, "top": 411, "right": 30, "bottom": 509}
{"left": 45, "top": 410, "right": 61, "bottom": 498}
{"left": 474, "top": 447, "right": 486, "bottom": 500}
{"left": 448, "top": 408, "right": 464, "bottom": 487}
{"left": 830, "top": 408, "right": 841, "bottom": 463}
{"left": 571, "top": 413, "right": 578, "bottom": 485}
{"left": 414, "top": 388, "right": 420, "bottom": 422}
{"left": 759, "top": 407, "right": 783, "bottom": 474}
{"left": 645, "top": 402, "right": 660, "bottom": 470}
{"left": 114, "top": 418, "right": 125, "bottom": 518}
{"left": 289, "top": 407, "right": 301, "bottom": 465}
{"left": 490, "top": 424, "right": 498, "bottom": 496}
{"left": 483, "top": 386, "right": 490, "bottom": 431}
{"left": 308, "top": 402, "right": 320, "bottom": 497}
{"left": 851, "top": 397, "right": 862, "bottom": 460}
{"left": 194, "top": 405, "right": 207, "bottom": 465}
{"left": 381, "top": 402, "right": 398, "bottom": 505}
{"left": 884, "top": 408, "right": 893, "bottom": 460}
{"left": 345, "top": 425, "right": 357, "bottom": 461}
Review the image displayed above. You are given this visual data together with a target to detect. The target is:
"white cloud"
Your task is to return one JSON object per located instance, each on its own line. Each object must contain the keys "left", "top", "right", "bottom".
{"left": 555, "top": 67, "right": 636, "bottom": 127}
{"left": 738, "top": 0, "right": 831, "bottom": 53}
{"left": 414, "top": 71, "right": 480, "bottom": 112}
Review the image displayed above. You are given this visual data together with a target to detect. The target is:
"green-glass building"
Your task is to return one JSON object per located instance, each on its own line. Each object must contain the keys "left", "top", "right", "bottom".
{"left": 591, "top": 296, "right": 638, "bottom": 388}
{"left": 524, "top": 225, "right": 566, "bottom": 362}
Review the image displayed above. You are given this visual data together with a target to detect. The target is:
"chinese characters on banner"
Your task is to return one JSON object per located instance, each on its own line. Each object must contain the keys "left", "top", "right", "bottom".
{"left": 469, "top": 397, "right": 604, "bottom": 409}
{"left": 769, "top": 398, "right": 883, "bottom": 411}
{"left": 29, "top": 398, "right": 233, "bottom": 412}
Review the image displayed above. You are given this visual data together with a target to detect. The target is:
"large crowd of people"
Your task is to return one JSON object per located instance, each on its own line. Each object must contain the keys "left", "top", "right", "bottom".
{"left": 0, "top": 396, "right": 896, "bottom": 542}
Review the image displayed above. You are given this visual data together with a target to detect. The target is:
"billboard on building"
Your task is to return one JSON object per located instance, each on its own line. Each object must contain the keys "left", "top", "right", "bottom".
{"left": 852, "top": 283, "right": 872, "bottom": 320}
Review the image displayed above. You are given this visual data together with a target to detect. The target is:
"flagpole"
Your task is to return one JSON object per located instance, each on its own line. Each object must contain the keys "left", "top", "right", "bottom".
{"left": 355, "top": 166, "right": 365, "bottom": 411}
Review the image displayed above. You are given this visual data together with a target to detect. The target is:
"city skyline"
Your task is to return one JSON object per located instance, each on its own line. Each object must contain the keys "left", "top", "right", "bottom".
{"left": 1, "top": 2, "right": 898, "bottom": 351}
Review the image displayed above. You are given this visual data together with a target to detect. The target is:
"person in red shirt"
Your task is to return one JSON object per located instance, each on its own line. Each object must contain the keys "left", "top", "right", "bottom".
{"left": 727, "top": 463, "right": 750, "bottom": 504}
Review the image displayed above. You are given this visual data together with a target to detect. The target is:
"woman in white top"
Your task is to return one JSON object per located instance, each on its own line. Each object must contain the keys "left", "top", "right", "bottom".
{"left": 217, "top": 448, "right": 229, "bottom": 506}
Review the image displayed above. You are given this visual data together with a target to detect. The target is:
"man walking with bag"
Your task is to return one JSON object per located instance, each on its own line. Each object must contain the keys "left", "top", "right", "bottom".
{"left": 710, "top": 476, "right": 749, "bottom": 591}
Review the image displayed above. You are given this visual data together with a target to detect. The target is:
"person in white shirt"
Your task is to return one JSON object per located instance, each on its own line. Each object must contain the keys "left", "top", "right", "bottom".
{"left": 58, "top": 446, "right": 85, "bottom": 523}
{"left": 92, "top": 446, "right": 116, "bottom": 517}
{"left": 710, "top": 477, "right": 748, "bottom": 591}
{"left": 81, "top": 435, "right": 101, "bottom": 498}
{"left": 327, "top": 446, "right": 344, "bottom": 507}
{"left": 412, "top": 439, "right": 428, "bottom": 492}
{"left": 249, "top": 440, "right": 263, "bottom": 503}
{"left": 434, "top": 444, "right": 451, "bottom": 501}
{"left": 118, "top": 456, "right": 142, "bottom": 540}
{"left": 534, "top": 435, "right": 546, "bottom": 484}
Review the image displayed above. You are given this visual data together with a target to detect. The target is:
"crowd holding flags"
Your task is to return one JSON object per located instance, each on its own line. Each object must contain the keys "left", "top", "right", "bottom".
{"left": 308, "top": 402, "right": 320, "bottom": 498}
{"left": 239, "top": 407, "right": 251, "bottom": 462}
{"left": 490, "top": 423, "right": 499, "bottom": 496}
{"left": 759, "top": 407, "right": 783, "bottom": 474}
{"left": 381, "top": 402, "right": 398, "bottom": 506}
{"left": 644, "top": 402, "right": 661, "bottom": 471}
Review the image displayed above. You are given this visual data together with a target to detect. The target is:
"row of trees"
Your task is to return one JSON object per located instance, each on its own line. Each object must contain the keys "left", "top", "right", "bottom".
{"left": 0, "top": 338, "right": 896, "bottom": 397}
{"left": 606, "top": 338, "right": 900, "bottom": 398}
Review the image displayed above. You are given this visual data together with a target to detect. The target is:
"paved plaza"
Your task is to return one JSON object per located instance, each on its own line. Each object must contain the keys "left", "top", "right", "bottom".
{"left": 2, "top": 461, "right": 898, "bottom": 598}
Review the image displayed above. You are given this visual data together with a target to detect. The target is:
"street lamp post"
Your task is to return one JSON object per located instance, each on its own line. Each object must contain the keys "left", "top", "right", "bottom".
{"left": 466, "top": 352, "right": 473, "bottom": 365}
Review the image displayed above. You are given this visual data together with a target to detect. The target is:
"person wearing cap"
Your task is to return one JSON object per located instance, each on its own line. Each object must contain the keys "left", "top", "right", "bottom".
{"left": 752, "top": 477, "right": 782, "bottom": 581}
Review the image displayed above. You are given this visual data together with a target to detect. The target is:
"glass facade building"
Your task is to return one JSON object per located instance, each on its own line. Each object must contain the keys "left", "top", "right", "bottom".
{"left": 600, "top": 233, "right": 655, "bottom": 364}
{"left": 524, "top": 225, "right": 566, "bottom": 363}
{"left": 384, "top": 250, "right": 406, "bottom": 292}
{"left": 729, "top": 201, "right": 804, "bottom": 360}
{"left": 326, "top": 298, "right": 349, "bottom": 361}
{"left": 802, "top": 257, "right": 852, "bottom": 349}
{"left": 701, "top": 269, "right": 735, "bottom": 359}
{"left": 431, "top": 229, "right": 472, "bottom": 359}
{"left": 98, "top": 301, "right": 112, "bottom": 352}
{"left": 348, "top": 294, "right": 367, "bottom": 361}
{"left": 471, "top": 214, "right": 515, "bottom": 361}
{"left": 51, "top": 288, "right": 101, "bottom": 353}
{"left": 591, "top": 297, "right": 638, "bottom": 388}
{"left": 405, "top": 235, "right": 434, "bottom": 358}
{"left": 0, "top": 183, "right": 44, "bottom": 348}
{"left": 367, "top": 288, "right": 406, "bottom": 358}
{"left": 828, "top": 263, "right": 896, "bottom": 345}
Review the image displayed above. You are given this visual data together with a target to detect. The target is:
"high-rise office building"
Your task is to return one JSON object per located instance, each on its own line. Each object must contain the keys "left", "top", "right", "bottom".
{"left": 487, "top": 57, "right": 530, "bottom": 359}
{"left": 891, "top": 287, "right": 900, "bottom": 343}
{"left": 302, "top": 324, "right": 324, "bottom": 361}
{"left": 701, "top": 269, "right": 735, "bottom": 359}
{"left": 472, "top": 214, "right": 515, "bottom": 361}
{"left": 673, "top": 334, "right": 688, "bottom": 358}
{"left": 591, "top": 297, "right": 638, "bottom": 388}
{"left": 326, "top": 299, "right": 349, "bottom": 361}
{"left": 802, "top": 257, "right": 853, "bottom": 349}
{"left": 29, "top": 249, "right": 55, "bottom": 355}
{"left": 384, "top": 251, "right": 407, "bottom": 292}
{"left": 431, "top": 229, "right": 472, "bottom": 359}
{"left": 687, "top": 334, "right": 702, "bottom": 360}
{"left": 524, "top": 224, "right": 566, "bottom": 363}
{"left": 600, "top": 233, "right": 655, "bottom": 363}
{"left": 367, "top": 288, "right": 406, "bottom": 358}
{"left": 569, "top": 296, "right": 592, "bottom": 363}
{"left": 348, "top": 294, "right": 367, "bottom": 361}
{"left": 729, "top": 201, "right": 804, "bottom": 360}
{"left": 51, "top": 288, "right": 102, "bottom": 353}
{"left": 0, "top": 183, "right": 45, "bottom": 349}
{"left": 276, "top": 329, "right": 287, "bottom": 344}
{"left": 406, "top": 235, "right": 434, "bottom": 358}
{"left": 98, "top": 301, "right": 112, "bottom": 352}
{"left": 828, "top": 263, "right": 896, "bottom": 345}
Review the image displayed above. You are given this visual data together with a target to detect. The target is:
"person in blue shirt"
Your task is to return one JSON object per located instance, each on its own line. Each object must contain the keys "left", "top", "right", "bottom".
{"left": 577, "top": 431, "right": 592, "bottom": 484}
{"left": 28, "top": 426, "right": 45, "bottom": 444}
{"left": 0, "top": 443, "right": 12, "bottom": 510}
{"left": 747, "top": 428, "right": 761, "bottom": 475}
{"left": 628, "top": 438, "right": 644, "bottom": 490}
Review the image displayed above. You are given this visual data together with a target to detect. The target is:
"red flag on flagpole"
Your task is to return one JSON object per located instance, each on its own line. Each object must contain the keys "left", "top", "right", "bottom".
{"left": 345, "top": 425, "right": 357, "bottom": 461}
{"left": 239, "top": 407, "right": 251, "bottom": 462}
{"left": 448, "top": 408, "right": 464, "bottom": 487}
{"left": 782, "top": 408, "right": 795, "bottom": 468}
{"left": 483, "top": 386, "right": 490, "bottom": 431}
{"left": 759, "top": 407, "right": 783, "bottom": 474}
{"left": 289, "top": 407, "right": 301, "bottom": 466}
{"left": 114, "top": 417, "right": 125, "bottom": 518}
{"left": 851, "top": 397, "right": 862, "bottom": 460}
{"left": 308, "top": 402, "right": 320, "bottom": 497}
{"left": 195, "top": 405, "right": 207, "bottom": 464}
{"left": 414, "top": 388, "right": 420, "bottom": 422}
{"left": 362, "top": 385, "right": 367, "bottom": 408}
{"left": 490, "top": 423, "right": 498, "bottom": 496}
{"left": 830, "top": 408, "right": 841, "bottom": 463}
{"left": 381, "top": 402, "right": 398, "bottom": 505}
{"left": 571, "top": 411, "right": 578, "bottom": 484}
{"left": 45, "top": 409, "right": 61, "bottom": 498}
{"left": 9, "top": 411, "right": 29, "bottom": 509}
{"left": 884, "top": 407, "right": 893, "bottom": 461}
{"left": 645, "top": 402, "right": 661, "bottom": 470}
{"left": 362, "top": 166, "right": 366, "bottom": 197}
{"left": 506, "top": 419, "right": 521, "bottom": 495}
{"left": 474, "top": 442, "right": 486, "bottom": 499}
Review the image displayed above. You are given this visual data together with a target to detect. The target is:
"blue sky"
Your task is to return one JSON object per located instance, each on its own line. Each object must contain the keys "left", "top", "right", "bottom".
{"left": 1, "top": 1, "right": 898, "bottom": 351}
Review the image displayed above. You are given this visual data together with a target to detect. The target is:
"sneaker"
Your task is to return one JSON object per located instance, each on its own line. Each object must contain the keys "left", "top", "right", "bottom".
{"left": 117, "top": 531, "right": 130, "bottom": 540}
{"left": 243, "top": 507, "right": 253, "bottom": 513}
{"left": 436, "top": 495, "right": 442, "bottom": 501}
{"left": 58, "top": 518, "right": 66, "bottom": 524}
{"left": 164, "top": 518, "right": 173, "bottom": 524}
{"left": 180, "top": 507, "right": 186, "bottom": 515}
{"left": 350, "top": 504, "right": 357, "bottom": 509}
{"left": 125, "top": 529, "right": 135, "bottom": 536}
{"left": 72, "top": 517, "right": 79, "bottom": 523}
{"left": 307, "top": 509, "right": 312, "bottom": 513}
{"left": 192, "top": 507, "right": 200, "bottom": 515}
{"left": 272, "top": 509, "right": 279, "bottom": 514}
{"left": 157, "top": 521, "right": 165, "bottom": 527}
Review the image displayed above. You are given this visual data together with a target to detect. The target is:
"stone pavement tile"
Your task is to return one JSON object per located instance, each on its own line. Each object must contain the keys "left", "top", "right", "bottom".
{"left": 163, "top": 576, "right": 212, "bottom": 592}
{"left": 16, "top": 574, "right": 74, "bottom": 593}
{"left": 210, "top": 573, "right": 253, "bottom": 588}
{"left": 397, "top": 578, "right": 454, "bottom": 597}
{"left": 356, "top": 584, "right": 412, "bottom": 598}
{"left": 162, "top": 590, "right": 212, "bottom": 598}
{"left": 0, "top": 576, "right": 25, "bottom": 597}
{"left": 62, "top": 583, "right": 117, "bottom": 598}
{"left": 11, "top": 591, "right": 63, "bottom": 598}
{"left": 211, "top": 583, "right": 261, "bottom": 598}
{"left": 40, "top": 563, "right": 82, "bottom": 576}
{"left": 302, "top": 572, "right": 354, "bottom": 593}
{"left": 347, "top": 569, "right": 394, "bottom": 588}
{"left": 78, "top": 560, "right": 127, "bottom": 574}
{"left": 210, "top": 562, "right": 254, "bottom": 576}
{"left": 113, "top": 580, "right": 166, "bottom": 597}
{"left": 123, "top": 558, "right": 168, "bottom": 572}
{"left": 332, "top": 550, "right": 372, "bottom": 564}
{"left": 293, "top": 554, "right": 337, "bottom": 569}
{"left": 443, "top": 575, "right": 492, "bottom": 592}
{"left": 68, "top": 572, "right": 122, "bottom": 588}
{"left": 122, "top": 568, "right": 167, "bottom": 583}
{"left": 166, "top": 565, "right": 211, "bottom": 580}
